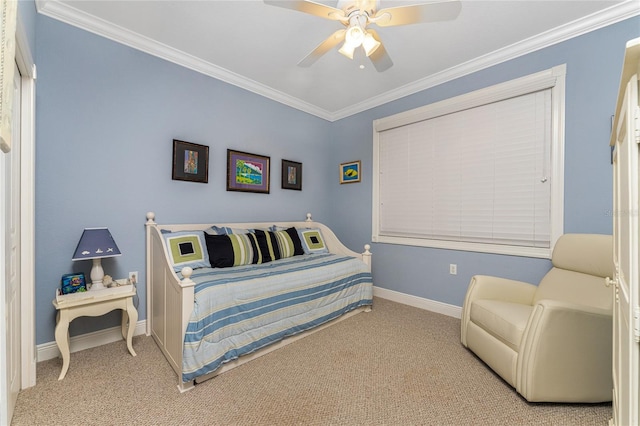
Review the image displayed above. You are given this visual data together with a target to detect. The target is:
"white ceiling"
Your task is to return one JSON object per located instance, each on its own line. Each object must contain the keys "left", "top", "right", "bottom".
{"left": 36, "top": 0, "right": 639, "bottom": 121}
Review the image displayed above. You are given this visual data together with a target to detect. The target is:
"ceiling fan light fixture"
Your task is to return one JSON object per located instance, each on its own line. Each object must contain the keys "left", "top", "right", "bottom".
{"left": 338, "top": 41, "right": 356, "bottom": 59}
{"left": 345, "top": 25, "right": 364, "bottom": 46}
{"left": 265, "top": 0, "right": 463, "bottom": 72}
{"left": 362, "top": 32, "right": 381, "bottom": 56}
{"left": 338, "top": 25, "right": 365, "bottom": 59}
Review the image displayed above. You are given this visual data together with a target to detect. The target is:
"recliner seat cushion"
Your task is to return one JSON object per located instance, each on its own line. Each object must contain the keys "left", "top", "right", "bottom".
{"left": 470, "top": 300, "right": 533, "bottom": 352}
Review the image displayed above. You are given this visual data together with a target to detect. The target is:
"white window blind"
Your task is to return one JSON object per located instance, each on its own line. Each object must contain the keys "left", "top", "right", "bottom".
{"left": 373, "top": 66, "right": 565, "bottom": 258}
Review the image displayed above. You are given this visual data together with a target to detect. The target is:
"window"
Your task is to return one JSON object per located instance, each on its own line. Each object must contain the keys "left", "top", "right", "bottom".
{"left": 372, "top": 65, "right": 565, "bottom": 258}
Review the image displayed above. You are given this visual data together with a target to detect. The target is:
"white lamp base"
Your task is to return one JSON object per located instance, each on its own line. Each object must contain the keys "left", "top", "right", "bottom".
{"left": 89, "top": 258, "right": 105, "bottom": 291}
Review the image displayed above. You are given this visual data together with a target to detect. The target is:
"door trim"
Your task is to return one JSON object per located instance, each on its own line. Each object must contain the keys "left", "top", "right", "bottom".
{"left": 15, "top": 12, "right": 36, "bottom": 389}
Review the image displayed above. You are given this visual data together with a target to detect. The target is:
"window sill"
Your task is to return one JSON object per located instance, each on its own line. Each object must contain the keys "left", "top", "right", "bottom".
{"left": 372, "top": 235, "right": 552, "bottom": 259}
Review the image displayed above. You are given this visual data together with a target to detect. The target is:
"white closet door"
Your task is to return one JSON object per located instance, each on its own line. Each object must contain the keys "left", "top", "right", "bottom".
{"left": 611, "top": 38, "right": 640, "bottom": 426}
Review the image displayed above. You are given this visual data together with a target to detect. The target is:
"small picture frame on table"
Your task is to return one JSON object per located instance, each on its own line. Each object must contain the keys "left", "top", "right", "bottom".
{"left": 172, "top": 139, "right": 209, "bottom": 183}
{"left": 340, "top": 160, "right": 361, "bottom": 184}
{"left": 281, "top": 159, "right": 302, "bottom": 191}
{"left": 61, "top": 273, "right": 87, "bottom": 294}
{"left": 226, "top": 149, "right": 270, "bottom": 194}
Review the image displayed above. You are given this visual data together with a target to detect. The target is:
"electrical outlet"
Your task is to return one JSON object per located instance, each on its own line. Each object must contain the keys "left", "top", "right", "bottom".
{"left": 449, "top": 264, "right": 457, "bottom": 275}
{"left": 129, "top": 271, "right": 138, "bottom": 285}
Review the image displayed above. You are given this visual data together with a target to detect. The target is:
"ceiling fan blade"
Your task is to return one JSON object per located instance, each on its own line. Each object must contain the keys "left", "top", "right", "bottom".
{"left": 298, "top": 29, "right": 346, "bottom": 67}
{"left": 373, "top": 0, "right": 461, "bottom": 27}
{"left": 367, "top": 30, "right": 393, "bottom": 72}
{"left": 264, "top": 0, "right": 346, "bottom": 21}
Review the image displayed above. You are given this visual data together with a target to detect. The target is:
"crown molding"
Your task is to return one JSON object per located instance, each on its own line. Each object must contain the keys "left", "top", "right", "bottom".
{"left": 35, "top": 0, "right": 335, "bottom": 121}
{"left": 37, "top": 0, "right": 639, "bottom": 123}
{"left": 330, "top": 0, "right": 640, "bottom": 121}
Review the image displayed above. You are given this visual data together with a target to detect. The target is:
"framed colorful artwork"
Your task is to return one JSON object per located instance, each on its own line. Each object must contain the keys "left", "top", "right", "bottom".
{"left": 227, "top": 149, "right": 270, "bottom": 194}
{"left": 281, "top": 159, "right": 302, "bottom": 191}
{"left": 61, "top": 273, "right": 87, "bottom": 294}
{"left": 340, "top": 160, "right": 361, "bottom": 184}
{"left": 172, "top": 139, "right": 209, "bottom": 183}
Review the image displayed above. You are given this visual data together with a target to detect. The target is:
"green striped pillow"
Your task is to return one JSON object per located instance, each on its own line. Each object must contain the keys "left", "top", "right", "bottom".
{"left": 273, "top": 230, "right": 295, "bottom": 258}
{"left": 252, "top": 229, "right": 275, "bottom": 263}
{"left": 254, "top": 228, "right": 304, "bottom": 260}
{"left": 274, "top": 228, "right": 304, "bottom": 258}
{"left": 206, "top": 229, "right": 304, "bottom": 269}
{"left": 228, "top": 232, "right": 263, "bottom": 266}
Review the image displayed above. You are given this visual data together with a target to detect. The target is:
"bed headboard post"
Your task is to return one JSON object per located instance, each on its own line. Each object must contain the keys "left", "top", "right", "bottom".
{"left": 145, "top": 211, "right": 157, "bottom": 336}
{"left": 146, "top": 211, "right": 156, "bottom": 225}
{"left": 362, "top": 244, "right": 372, "bottom": 271}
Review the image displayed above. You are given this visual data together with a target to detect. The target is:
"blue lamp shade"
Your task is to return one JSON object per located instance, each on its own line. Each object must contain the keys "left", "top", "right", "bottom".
{"left": 72, "top": 228, "right": 121, "bottom": 260}
{"left": 72, "top": 228, "right": 121, "bottom": 290}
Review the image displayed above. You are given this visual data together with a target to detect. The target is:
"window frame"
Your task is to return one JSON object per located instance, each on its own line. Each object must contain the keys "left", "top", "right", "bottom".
{"left": 372, "top": 65, "right": 566, "bottom": 259}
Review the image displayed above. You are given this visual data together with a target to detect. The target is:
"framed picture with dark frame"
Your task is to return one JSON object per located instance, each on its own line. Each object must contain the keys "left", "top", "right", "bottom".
{"left": 281, "top": 159, "right": 302, "bottom": 191}
{"left": 61, "top": 272, "right": 87, "bottom": 294}
{"left": 226, "top": 149, "right": 270, "bottom": 194}
{"left": 172, "top": 139, "right": 209, "bottom": 183}
{"left": 340, "top": 160, "right": 361, "bottom": 184}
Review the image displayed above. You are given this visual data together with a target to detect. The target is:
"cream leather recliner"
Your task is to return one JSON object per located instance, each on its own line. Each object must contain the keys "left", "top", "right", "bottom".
{"left": 460, "top": 234, "right": 613, "bottom": 403}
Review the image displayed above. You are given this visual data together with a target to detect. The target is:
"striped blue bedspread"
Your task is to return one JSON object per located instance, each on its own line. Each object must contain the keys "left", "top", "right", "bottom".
{"left": 182, "top": 253, "right": 373, "bottom": 382}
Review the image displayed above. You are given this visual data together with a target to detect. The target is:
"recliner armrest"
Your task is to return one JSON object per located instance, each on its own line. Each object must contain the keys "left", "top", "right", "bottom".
{"left": 516, "top": 299, "right": 612, "bottom": 402}
{"left": 461, "top": 275, "right": 537, "bottom": 346}
{"left": 465, "top": 275, "right": 537, "bottom": 304}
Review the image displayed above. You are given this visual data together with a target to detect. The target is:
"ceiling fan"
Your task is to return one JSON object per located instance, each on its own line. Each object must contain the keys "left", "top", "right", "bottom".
{"left": 264, "top": 0, "right": 462, "bottom": 72}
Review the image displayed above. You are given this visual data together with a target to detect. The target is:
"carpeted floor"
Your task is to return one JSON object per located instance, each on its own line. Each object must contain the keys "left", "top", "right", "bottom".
{"left": 12, "top": 298, "right": 611, "bottom": 425}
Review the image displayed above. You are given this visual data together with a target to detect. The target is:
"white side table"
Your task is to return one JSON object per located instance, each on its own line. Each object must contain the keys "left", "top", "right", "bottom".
{"left": 52, "top": 284, "right": 138, "bottom": 380}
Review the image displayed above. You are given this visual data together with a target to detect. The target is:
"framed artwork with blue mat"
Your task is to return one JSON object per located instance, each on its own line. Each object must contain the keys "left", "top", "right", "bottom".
{"left": 340, "top": 160, "right": 361, "bottom": 184}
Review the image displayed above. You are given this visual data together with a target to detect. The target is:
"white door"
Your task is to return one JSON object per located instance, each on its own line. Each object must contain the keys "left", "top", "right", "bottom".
{"left": 0, "top": 62, "right": 21, "bottom": 426}
{"left": 611, "top": 47, "right": 640, "bottom": 425}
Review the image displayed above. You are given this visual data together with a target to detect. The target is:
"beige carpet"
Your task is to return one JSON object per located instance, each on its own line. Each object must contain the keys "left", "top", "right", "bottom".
{"left": 12, "top": 298, "right": 611, "bottom": 425}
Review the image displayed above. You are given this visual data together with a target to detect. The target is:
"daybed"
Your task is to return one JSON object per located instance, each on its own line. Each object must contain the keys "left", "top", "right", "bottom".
{"left": 145, "top": 212, "right": 373, "bottom": 391}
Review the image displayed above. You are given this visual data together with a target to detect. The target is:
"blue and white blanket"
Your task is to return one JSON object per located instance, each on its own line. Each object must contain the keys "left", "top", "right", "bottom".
{"left": 182, "top": 253, "right": 373, "bottom": 382}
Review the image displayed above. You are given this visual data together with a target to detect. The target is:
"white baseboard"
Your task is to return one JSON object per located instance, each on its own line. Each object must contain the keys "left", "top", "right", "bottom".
{"left": 37, "top": 320, "right": 147, "bottom": 362}
{"left": 373, "top": 286, "right": 462, "bottom": 319}
{"left": 36, "top": 289, "right": 458, "bottom": 362}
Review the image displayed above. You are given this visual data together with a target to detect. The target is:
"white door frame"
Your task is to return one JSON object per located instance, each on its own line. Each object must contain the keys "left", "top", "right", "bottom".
{"left": 0, "top": 10, "right": 35, "bottom": 424}
{"left": 15, "top": 12, "right": 36, "bottom": 390}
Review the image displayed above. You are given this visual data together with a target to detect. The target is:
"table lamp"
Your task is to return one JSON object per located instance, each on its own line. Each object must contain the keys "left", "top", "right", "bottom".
{"left": 72, "top": 227, "right": 121, "bottom": 290}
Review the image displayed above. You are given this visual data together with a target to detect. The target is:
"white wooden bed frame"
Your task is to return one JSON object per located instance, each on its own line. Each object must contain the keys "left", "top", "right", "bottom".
{"left": 145, "top": 212, "right": 372, "bottom": 392}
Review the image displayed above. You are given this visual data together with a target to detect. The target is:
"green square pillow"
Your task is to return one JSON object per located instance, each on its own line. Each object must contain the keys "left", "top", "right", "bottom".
{"left": 297, "top": 228, "right": 329, "bottom": 254}
{"left": 163, "top": 231, "right": 210, "bottom": 272}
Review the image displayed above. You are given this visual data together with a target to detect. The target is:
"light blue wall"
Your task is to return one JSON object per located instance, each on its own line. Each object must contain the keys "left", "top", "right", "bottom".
{"left": 17, "top": 0, "right": 36, "bottom": 57}
{"left": 34, "top": 12, "right": 640, "bottom": 345}
{"left": 34, "top": 16, "right": 333, "bottom": 344}
{"left": 327, "top": 16, "right": 640, "bottom": 307}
